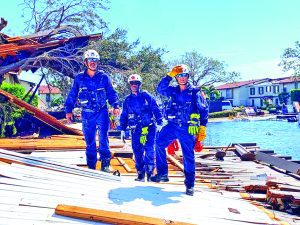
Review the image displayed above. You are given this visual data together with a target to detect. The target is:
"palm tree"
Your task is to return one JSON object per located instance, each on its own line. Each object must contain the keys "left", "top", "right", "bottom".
{"left": 201, "top": 85, "right": 221, "bottom": 108}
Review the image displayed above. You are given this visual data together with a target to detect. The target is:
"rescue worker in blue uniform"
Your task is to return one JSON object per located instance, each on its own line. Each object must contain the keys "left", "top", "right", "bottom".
{"left": 120, "top": 74, "right": 163, "bottom": 181}
{"left": 65, "top": 49, "right": 120, "bottom": 172}
{"left": 150, "top": 64, "right": 208, "bottom": 196}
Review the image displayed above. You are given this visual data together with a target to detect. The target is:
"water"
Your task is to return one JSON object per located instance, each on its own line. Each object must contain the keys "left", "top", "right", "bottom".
{"left": 205, "top": 120, "right": 300, "bottom": 160}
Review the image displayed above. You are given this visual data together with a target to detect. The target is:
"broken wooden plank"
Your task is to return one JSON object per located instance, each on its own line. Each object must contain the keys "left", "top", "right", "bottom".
{"left": 167, "top": 154, "right": 184, "bottom": 171}
{"left": 234, "top": 144, "right": 256, "bottom": 161}
{"left": 116, "top": 157, "right": 132, "bottom": 173}
{"left": 55, "top": 204, "right": 195, "bottom": 225}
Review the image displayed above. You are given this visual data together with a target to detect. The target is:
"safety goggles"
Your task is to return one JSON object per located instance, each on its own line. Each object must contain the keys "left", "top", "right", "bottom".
{"left": 87, "top": 58, "right": 99, "bottom": 63}
{"left": 129, "top": 81, "right": 141, "bottom": 85}
{"left": 175, "top": 73, "right": 189, "bottom": 78}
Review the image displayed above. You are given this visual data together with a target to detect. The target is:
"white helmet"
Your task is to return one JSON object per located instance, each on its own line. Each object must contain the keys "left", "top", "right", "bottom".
{"left": 128, "top": 74, "right": 142, "bottom": 83}
{"left": 176, "top": 64, "right": 190, "bottom": 74}
{"left": 83, "top": 49, "right": 100, "bottom": 60}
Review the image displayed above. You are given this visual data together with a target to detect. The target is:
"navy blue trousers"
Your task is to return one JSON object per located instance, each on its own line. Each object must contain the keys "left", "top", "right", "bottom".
{"left": 131, "top": 124, "right": 156, "bottom": 173}
{"left": 82, "top": 109, "right": 111, "bottom": 169}
{"left": 155, "top": 122, "right": 196, "bottom": 188}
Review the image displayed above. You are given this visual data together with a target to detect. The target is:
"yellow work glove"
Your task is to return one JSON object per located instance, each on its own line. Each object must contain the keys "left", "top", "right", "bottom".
{"left": 196, "top": 126, "right": 206, "bottom": 142}
{"left": 167, "top": 65, "right": 184, "bottom": 78}
{"left": 140, "top": 126, "right": 149, "bottom": 145}
{"left": 188, "top": 113, "right": 200, "bottom": 135}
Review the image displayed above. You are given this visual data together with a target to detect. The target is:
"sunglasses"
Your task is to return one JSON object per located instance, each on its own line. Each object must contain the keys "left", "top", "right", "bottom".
{"left": 129, "top": 81, "right": 141, "bottom": 85}
{"left": 175, "top": 73, "right": 189, "bottom": 78}
{"left": 87, "top": 58, "right": 99, "bottom": 63}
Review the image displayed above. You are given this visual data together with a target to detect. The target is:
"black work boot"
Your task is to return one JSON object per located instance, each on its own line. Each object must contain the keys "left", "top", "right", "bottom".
{"left": 186, "top": 187, "right": 194, "bottom": 196}
{"left": 101, "top": 158, "right": 111, "bottom": 173}
{"left": 146, "top": 172, "right": 152, "bottom": 182}
{"left": 149, "top": 174, "right": 169, "bottom": 182}
{"left": 145, "top": 165, "right": 154, "bottom": 182}
{"left": 135, "top": 171, "right": 145, "bottom": 182}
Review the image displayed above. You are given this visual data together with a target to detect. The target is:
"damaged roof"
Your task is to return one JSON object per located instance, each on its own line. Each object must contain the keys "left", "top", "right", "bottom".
{"left": 0, "top": 26, "right": 102, "bottom": 78}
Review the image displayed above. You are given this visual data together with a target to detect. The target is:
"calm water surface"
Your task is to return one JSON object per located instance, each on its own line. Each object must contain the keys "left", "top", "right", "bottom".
{"left": 205, "top": 120, "right": 300, "bottom": 160}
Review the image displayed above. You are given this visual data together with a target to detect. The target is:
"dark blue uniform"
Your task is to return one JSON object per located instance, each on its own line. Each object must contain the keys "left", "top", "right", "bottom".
{"left": 120, "top": 90, "right": 163, "bottom": 176}
{"left": 155, "top": 76, "right": 208, "bottom": 189}
{"left": 65, "top": 70, "right": 119, "bottom": 169}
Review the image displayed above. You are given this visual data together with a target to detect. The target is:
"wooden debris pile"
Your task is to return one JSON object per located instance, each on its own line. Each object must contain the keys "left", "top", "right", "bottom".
{"left": 0, "top": 148, "right": 282, "bottom": 225}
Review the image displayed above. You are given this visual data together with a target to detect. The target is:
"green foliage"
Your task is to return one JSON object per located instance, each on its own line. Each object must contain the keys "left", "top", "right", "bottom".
{"left": 170, "top": 51, "right": 240, "bottom": 86}
{"left": 23, "top": 94, "right": 39, "bottom": 107}
{"left": 0, "top": 82, "right": 37, "bottom": 137}
{"left": 201, "top": 85, "right": 220, "bottom": 100}
{"left": 0, "top": 82, "right": 38, "bottom": 107}
{"left": 233, "top": 106, "right": 244, "bottom": 112}
{"left": 268, "top": 107, "right": 277, "bottom": 114}
{"left": 278, "top": 91, "right": 290, "bottom": 104}
{"left": 209, "top": 110, "right": 237, "bottom": 118}
{"left": 262, "top": 98, "right": 272, "bottom": 108}
{"left": 280, "top": 41, "right": 300, "bottom": 77}
{"left": 0, "top": 82, "right": 25, "bottom": 98}
{"left": 0, "top": 101, "right": 18, "bottom": 137}
{"left": 89, "top": 29, "right": 168, "bottom": 99}
{"left": 291, "top": 89, "right": 300, "bottom": 102}
{"left": 51, "top": 96, "right": 64, "bottom": 107}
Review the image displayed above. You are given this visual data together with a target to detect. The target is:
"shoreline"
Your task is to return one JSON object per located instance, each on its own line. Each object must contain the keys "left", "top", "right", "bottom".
{"left": 66, "top": 115, "right": 279, "bottom": 129}
{"left": 208, "top": 114, "right": 277, "bottom": 123}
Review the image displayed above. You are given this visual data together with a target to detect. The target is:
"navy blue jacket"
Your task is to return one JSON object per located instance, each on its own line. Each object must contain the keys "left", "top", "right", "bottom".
{"left": 120, "top": 90, "right": 163, "bottom": 130}
{"left": 157, "top": 76, "right": 208, "bottom": 126}
{"left": 65, "top": 70, "right": 119, "bottom": 113}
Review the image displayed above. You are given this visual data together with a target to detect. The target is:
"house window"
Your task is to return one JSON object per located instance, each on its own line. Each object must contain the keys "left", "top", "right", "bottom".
{"left": 265, "top": 86, "right": 271, "bottom": 92}
{"left": 258, "top": 87, "right": 264, "bottom": 95}
{"left": 283, "top": 87, "right": 287, "bottom": 93}
{"left": 260, "top": 98, "right": 263, "bottom": 106}
{"left": 46, "top": 93, "right": 51, "bottom": 102}
{"left": 273, "top": 85, "right": 279, "bottom": 94}
{"left": 250, "top": 88, "right": 255, "bottom": 95}
{"left": 296, "top": 83, "right": 299, "bottom": 89}
{"left": 225, "top": 89, "right": 233, "bottom": 98}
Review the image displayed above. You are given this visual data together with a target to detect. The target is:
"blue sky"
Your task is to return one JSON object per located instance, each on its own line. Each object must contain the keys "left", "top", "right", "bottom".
{"left": 2, "top": 0, "right": 300, "bottom": 83}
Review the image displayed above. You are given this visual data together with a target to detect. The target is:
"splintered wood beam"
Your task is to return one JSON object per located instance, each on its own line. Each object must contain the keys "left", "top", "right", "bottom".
{"left": 116, "top": 157, "right": 132, "bottom": 172}
{"left": 234, "top": 144, "right": 256, "bottom": 161}
{"left": 167, "top": 154, "right": 184, "bottom": 172}
{"left": 55, "top": 204, "right": 195, "bottom": 225}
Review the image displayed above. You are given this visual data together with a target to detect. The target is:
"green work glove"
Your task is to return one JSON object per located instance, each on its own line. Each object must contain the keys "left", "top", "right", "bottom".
{"left": 188, "top": 113, "right": 200, "bottom": 135}
{"left": 140, "top": 126, "right": 149, "bottom": 145}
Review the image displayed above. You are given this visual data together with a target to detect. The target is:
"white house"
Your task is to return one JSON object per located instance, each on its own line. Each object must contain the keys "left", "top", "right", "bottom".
{"left": 216, "top": 76, "right": 300, "bottom": 107}
{"left": 215, "top": 79, "right": 263, "bottom": 106}
{"left": 247, "top": 77, "right": 300, "bottom": 107}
